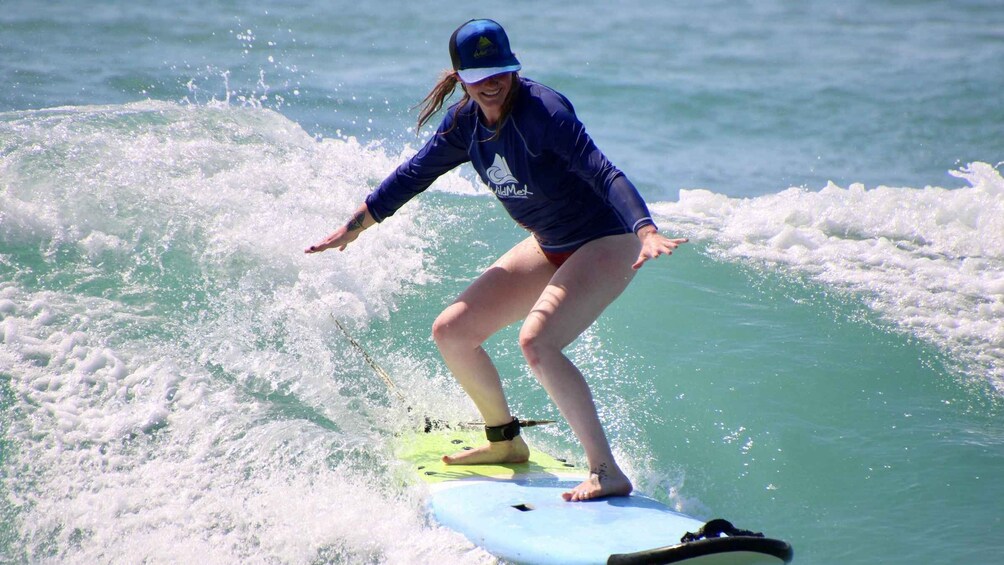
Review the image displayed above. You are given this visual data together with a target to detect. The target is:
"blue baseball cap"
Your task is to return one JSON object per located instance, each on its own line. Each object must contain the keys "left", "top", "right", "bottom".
{"left": 449, "top": 19, "right": 521, "bottom": 84}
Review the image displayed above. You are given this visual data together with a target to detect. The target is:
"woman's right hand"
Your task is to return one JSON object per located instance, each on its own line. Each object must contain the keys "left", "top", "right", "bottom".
{"left": 304, "top": 225, "right": 357, "bottom": 253}
{"left": 304, "top": 204, "right": 375, "bottom": 254}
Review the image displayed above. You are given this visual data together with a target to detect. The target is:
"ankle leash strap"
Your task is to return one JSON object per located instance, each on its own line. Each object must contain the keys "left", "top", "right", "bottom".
{"left": 485, "top": 417, "right": 521, "bottom": 442}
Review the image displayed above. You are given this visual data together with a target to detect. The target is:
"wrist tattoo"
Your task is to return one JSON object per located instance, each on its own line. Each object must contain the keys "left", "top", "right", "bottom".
{"left": 345, "top": 211, "right": 365, "bottom": 232}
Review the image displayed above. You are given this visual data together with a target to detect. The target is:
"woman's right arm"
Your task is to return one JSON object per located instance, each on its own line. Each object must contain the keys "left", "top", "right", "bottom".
{"left": 305, "top": 104, "right": 470, "bottom": 255}
{"left": 304, "top": 203, "right": 377, "bottom": 254}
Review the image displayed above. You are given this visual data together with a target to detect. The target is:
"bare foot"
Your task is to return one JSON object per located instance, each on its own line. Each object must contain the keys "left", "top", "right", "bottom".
{"left": 562, "top": 463, "right": 633, "bottom": 502}
{"left": 442, "top": 436, "right": 530, "bottom": 465}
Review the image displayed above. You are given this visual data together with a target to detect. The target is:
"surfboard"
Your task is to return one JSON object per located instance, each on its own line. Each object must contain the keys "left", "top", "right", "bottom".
{"left": 331, "top": 320, "right": 793, "bottom": 564}
{"left": 397, "top": 423, "right": 794, "bottom": 565}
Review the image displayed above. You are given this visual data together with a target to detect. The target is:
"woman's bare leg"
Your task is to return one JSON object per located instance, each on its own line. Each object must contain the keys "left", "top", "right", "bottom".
{"left": 518, "top": 233, "right": 640, "bottom": 501}
{"left": 432, "top": 237, "right": 555, "bottom": 464}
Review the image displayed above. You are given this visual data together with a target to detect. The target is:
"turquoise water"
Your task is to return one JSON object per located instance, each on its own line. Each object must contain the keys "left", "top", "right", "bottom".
{"left": 1, "top": 1, "right": 1002, "bottom": 564}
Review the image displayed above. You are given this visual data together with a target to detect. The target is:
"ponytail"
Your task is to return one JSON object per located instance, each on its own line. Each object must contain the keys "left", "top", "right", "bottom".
{"left": 414, "top": 71, "right": 519, "bottom": 141}
{"left": 415, "top": 70, "right": 467, "bottom": 132}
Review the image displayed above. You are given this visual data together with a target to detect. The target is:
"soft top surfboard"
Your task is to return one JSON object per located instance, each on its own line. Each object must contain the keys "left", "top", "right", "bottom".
{"left": 332, "top": 320, "right": 793, "bottom": 564}
{"left": 397, "top": 423, "right": 793, "bottom": 565}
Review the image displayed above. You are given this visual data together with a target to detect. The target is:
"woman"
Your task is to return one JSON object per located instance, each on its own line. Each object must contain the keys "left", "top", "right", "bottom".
{"left": 306, "top": 19, "right": 687, "bottom": 501}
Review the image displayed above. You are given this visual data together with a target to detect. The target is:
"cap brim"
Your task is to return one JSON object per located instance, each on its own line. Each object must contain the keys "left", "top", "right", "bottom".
{"left": 457, "top": 64, "right": 521, "bottom": 84}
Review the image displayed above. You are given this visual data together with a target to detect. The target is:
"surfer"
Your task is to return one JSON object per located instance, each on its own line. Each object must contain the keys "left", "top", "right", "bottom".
{"left": 306, "top": 19, "right": 687, "bottom": 501}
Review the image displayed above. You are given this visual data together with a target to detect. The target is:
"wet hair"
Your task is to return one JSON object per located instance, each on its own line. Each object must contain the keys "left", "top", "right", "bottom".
{"left": 414, "top": 71, "right": 519, "bottom": 142}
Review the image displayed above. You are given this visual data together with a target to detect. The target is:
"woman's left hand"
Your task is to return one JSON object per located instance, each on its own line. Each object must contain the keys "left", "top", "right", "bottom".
{"left": 632, "top": 226, "right": 688, "bottom": 270}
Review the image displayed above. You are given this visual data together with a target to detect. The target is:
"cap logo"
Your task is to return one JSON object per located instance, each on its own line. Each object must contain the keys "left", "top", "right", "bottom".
{"left": 473, "top": 36, "right": 498, "bottom": 59}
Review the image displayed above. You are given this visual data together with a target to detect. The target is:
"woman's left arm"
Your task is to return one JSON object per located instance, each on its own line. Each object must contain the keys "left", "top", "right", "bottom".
{"left": 548, "top": 113, "right": 688, "bottom": 268}
{"left": 541, "top": 99, "right": 689, "bottom": 267}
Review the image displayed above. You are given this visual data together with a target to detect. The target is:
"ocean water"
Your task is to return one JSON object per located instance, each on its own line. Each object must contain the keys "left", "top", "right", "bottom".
{"left": 1, "top": 1, "right": 1002, "bottom": 564}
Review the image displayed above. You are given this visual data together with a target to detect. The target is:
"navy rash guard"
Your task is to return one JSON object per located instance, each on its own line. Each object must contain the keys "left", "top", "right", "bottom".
{"left": 365, "top": 77, "right": 655, "bottom": 253}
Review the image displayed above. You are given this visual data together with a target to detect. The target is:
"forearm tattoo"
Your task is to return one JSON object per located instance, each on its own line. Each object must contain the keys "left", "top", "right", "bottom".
{"left": 345, "top": 211, "right": 365, "bottom": 232}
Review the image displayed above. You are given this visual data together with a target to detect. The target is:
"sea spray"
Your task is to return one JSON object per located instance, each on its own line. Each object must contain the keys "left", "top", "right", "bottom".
{"left": 0, "top": 101, "right": 490, "bottom": 563}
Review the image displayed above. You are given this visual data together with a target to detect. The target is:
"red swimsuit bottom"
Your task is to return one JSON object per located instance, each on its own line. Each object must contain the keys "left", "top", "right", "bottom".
{"left": 540, "top": 247, "right": 576, "bottom": 268}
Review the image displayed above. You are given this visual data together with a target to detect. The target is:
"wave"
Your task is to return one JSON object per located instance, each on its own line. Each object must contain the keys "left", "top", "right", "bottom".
{"left": 3, "top": 100, "right": 1000, "bottom": 563}
{"left": 0, "top": 101, "right": 488, "bottom": 563}
{"left": 651, "top": 162, "right": 1004, "bottom": 392}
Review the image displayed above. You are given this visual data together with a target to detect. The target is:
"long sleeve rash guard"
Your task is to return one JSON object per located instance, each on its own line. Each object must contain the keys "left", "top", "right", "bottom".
{"left": 365, "top": 77, "right": 655, "bottom": 253}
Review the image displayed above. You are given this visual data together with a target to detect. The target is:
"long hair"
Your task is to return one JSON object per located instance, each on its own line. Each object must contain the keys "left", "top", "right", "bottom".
{"left": 414, "top": 71, "right": 519, "bottom": 141}
{"left": 415, "top": 70, "right": 466, "bottom": 132}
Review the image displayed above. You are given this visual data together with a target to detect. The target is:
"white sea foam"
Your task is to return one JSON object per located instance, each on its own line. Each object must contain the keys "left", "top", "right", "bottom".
{"left": 0, "top": 287, "right": 490, "bottom": 564}
{"left": 652, "top": 162, "right": 1004, "bottom": 391}
{"left": 0, "top": 102, "right": 489, "bottom": 564}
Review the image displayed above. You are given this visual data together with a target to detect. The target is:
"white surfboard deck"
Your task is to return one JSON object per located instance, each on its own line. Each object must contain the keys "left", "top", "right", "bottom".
{"left": 397, "top": 425, "right": 793, "bottom": 564}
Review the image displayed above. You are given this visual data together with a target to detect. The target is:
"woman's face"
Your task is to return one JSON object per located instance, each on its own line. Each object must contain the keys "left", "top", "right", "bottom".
{"left": 464, "top": 72, "right": 513, "bottom": 124}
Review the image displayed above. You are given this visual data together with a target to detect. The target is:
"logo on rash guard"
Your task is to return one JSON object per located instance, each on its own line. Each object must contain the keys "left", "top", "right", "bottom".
{"left": 486, "top": 154, "right": 532, "bottom": 199}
